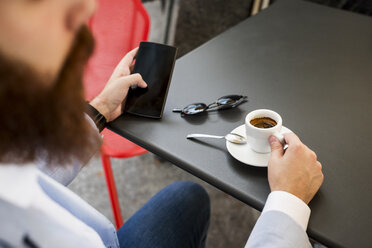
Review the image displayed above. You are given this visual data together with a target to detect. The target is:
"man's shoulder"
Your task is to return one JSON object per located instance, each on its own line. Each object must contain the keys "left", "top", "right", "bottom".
{"left": 0, "top": 164, "right": 40, "bottom": 209}
{"left": 0, "top": 195, "right": 105, "bottom": 248}
{"left": 0, "top": 198, "right": 33, "bottom": 247}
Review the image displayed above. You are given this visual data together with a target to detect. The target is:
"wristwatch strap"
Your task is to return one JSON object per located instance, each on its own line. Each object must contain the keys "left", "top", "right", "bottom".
{"left": 85, "top": 103, "right": 107, "bottom": 132}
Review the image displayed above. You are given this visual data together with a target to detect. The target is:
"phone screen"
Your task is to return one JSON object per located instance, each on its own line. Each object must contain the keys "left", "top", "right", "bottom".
{"left": 124, "top": 42, "right": 177, "bottom": 118}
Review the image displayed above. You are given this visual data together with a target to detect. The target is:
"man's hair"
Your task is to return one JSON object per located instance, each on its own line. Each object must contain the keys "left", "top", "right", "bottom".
{"left": 0, "top": 26, "right": 101, "bottom": 166}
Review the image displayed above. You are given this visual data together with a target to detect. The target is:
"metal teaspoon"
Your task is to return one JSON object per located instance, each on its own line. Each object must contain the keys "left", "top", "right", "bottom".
{"left": 186, "top": 133, "right": 247, "bottom": 144}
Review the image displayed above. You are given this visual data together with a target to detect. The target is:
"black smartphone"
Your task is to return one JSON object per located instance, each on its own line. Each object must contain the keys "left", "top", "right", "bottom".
{"left": 124, "top": 42, "right": 177, "bottom": 118}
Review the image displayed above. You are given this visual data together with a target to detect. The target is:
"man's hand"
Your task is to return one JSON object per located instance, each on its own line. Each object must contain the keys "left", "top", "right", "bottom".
{"left": 90, "top": 47, "right": 147, "bottom": 122}
{"left": 268, "top": 133, "right": 324, "bottom": 204}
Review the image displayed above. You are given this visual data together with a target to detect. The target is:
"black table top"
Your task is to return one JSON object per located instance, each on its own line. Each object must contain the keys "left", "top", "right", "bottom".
{"left": 109, "top": 0, "right": 372, "bottom": 247}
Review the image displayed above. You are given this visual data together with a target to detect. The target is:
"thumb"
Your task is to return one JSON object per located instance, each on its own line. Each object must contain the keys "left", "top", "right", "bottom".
{"left": 122, "top": 73, "right": 147, "bottom": 88}
{"left": 269, "top": 135, "right": 284, "bottom": 158}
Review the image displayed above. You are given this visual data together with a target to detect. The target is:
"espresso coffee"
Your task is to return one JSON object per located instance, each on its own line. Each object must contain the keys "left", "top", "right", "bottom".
{"left": 250, "top": 117, "right": 277, "bottom": 129}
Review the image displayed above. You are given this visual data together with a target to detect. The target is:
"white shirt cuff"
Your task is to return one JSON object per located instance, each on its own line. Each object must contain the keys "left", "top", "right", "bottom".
{"left": 262, "top": 191, "right": 311, "bottom": 231}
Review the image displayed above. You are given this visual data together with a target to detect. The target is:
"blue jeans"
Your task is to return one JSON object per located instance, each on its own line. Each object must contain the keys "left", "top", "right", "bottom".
{"left": 117, "top": 181, "right": 210, "bottom": 248}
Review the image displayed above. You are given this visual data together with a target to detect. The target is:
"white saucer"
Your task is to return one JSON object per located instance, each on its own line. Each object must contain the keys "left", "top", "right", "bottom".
{"left": 226, "top": 124, "right": 292, "bottom": 167}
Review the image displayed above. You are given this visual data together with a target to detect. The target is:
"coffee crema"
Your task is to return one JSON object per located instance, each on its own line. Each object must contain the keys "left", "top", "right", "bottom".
{"left": 250, "top": 117, "right": 277, "bottom": 129}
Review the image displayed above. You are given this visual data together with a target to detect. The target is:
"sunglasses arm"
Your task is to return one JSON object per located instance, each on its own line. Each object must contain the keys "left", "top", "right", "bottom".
{"left": 231, "top": 97, "right": 248, "bottom": 107}
{"left": 172, "top": 108, "right": 183, "bottom": 112}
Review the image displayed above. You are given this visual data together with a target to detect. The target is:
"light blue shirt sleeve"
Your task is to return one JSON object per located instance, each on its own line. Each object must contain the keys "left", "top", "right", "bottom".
{"left": 37, "top": 170, "right": 119, "bottom": 248}
{"left": 37, "top": 114, "right": 100, "bottom": 186}
{"left": 245, "top": 210, "right": 312, "bottom": 248}
{"left": 37, "top": 160, "right": 83, "bottom": 186}
{"left": 262, "top": 191, "right": 311, "bottom": 231}
{"left": 245, "top": 191, "right": 312, "bottom": 248}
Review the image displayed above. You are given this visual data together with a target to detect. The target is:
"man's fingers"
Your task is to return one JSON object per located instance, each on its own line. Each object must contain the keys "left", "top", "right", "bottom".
{"left": 269, "top": 135, "right": 284, "bottom": 158}
{"left": 121, "top": 73, "right": 147, "bottom": 88}
{"left": 121, "top": 47, "right": 139, "bottom": 67}
{"left": 112, "top": 47, "right": 139, "bottom": 77}
{"left": 129, "top": 64, "right": 135, "bottom": 73}
{"left": 316, "top": 161, "right": 322, "bottom": 169}
{"left": 284, "top": 133, "right": 302, "bottom": 148}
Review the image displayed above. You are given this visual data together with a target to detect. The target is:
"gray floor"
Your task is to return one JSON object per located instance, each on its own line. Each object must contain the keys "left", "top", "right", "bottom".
{"left": 173, "top": 0, "right": 252, "bottom": 57}
{"left": 69, "top": 1, "right": 261, "bottom": 247}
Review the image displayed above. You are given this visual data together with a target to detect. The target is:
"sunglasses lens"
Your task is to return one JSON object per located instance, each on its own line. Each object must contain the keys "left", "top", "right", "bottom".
{"left": 217, "top": 95, "right": 242, "bottom": 109}
{"left": 217, "top": 95, "right": 242, "bottom": 106}
{"left": 183, "top": 103, "right": 207, "bottom": 115}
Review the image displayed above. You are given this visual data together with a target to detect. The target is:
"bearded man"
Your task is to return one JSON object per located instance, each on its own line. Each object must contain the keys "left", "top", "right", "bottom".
{"left": 0, "top": 1, "right": 210, "bottom": 247}
{"left": 0, "top": 1, "right": 323, "bottom": 248}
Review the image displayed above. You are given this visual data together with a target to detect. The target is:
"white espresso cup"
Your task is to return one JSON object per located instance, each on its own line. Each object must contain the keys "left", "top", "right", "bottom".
{"left": 245, "top": 109, "right": 285, "bottom": 153}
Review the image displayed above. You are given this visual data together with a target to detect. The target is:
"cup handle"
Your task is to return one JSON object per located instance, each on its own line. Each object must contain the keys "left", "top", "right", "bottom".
{"left": 272, "top": 132, "right": 286, "bottom": 145}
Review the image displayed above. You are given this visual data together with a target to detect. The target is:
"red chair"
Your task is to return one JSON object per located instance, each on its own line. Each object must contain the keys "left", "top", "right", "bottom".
{"left": 84, "top": 0, "right": 150, "bottom": 230}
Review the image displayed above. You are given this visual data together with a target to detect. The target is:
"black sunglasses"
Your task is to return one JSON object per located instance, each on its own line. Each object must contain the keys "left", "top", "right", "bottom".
{"left": 172, "top": 95, "right": 248, "bottom": 116}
